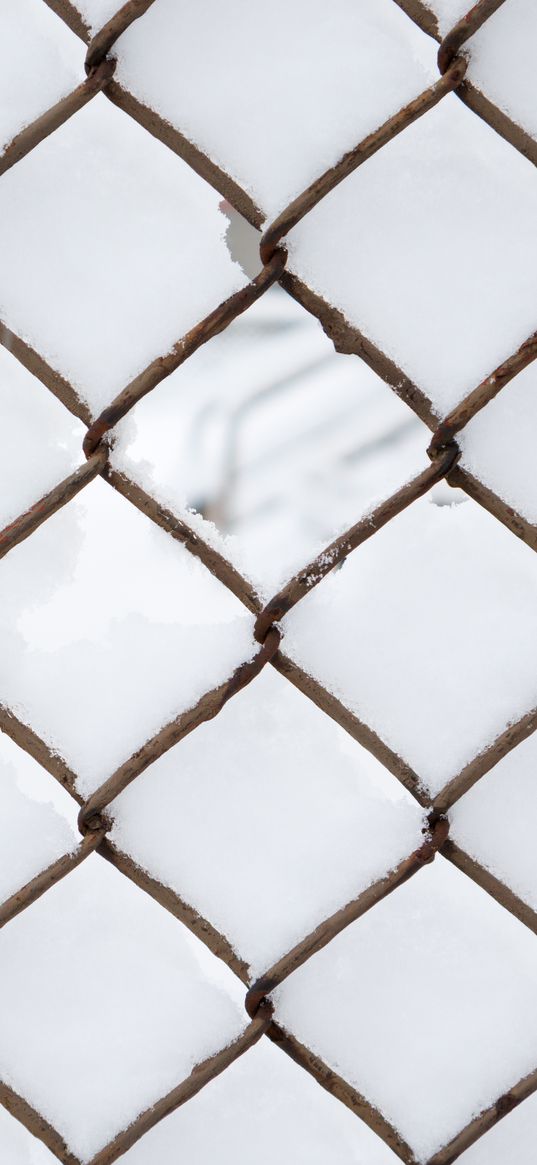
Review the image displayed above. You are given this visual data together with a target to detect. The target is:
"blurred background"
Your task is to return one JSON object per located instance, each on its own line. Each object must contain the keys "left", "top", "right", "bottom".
{"left": 116, "top": 203, "right": 437, "bottom": 598}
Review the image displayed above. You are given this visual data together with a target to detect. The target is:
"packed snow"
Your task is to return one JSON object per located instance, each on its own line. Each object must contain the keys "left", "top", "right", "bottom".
{"left": 283, "top": 495, "right": 537, "bottom": 795}
{"left": 109, "top": 0, "right": 437, "bottom": 218}
{"left": 0, "top": 95, "right": 247, "bottom": 414}
{"left": 275, "top": 858, "right": 537, "bottom": 1162}
{"left": 288, "top": 95, "right": 537, "bottom": 415}
{"left": 0, "top": 477, "right": 255, "bottom": 792}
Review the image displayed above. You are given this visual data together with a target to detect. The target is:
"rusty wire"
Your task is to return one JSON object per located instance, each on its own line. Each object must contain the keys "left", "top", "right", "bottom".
{"left": 2, "top": 1, "right": 537, "bottom": 1163}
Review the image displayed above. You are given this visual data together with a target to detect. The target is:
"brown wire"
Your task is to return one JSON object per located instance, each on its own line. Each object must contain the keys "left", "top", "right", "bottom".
{"left": 84, "top": 0, "right": 158, "bottom": 72}
{"left": 0, "top": 450, "right": 107, "bottom": 560}
{"left": 0, "top": 59, "right": 115, "bottom": 177}
{"left": 260, "top": 58, "right": 466, "bottom": 265}
{"left": 253, "top": 445, "right": 459, "bottom": 643}
{"left": 1, "top": 1, "right": 537, "bottom": 1163}
{"left": 82, "top": 250, "right": 287, "bottom": 458}
{"left": 77, "top": 628, "right": 282, "bottom": 831}
{"left": 437, "top": 0, "right": 509, "bottom": 74}
{"left": 0, "top": 829, "right": 107, "bottom": 928}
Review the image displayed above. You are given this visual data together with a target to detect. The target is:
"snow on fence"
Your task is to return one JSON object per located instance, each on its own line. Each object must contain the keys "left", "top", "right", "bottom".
{"left": 2, "top": 1, "right": 537, "bottom": 1163}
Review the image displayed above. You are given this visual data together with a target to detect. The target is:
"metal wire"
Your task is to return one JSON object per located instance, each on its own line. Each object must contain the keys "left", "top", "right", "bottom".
{"left": 2, "top": 2, "right": 537, "bottom": 1163}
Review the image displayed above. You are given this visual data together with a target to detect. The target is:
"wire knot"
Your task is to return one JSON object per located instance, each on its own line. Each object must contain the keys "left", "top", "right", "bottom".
{"left": 78, "top": 804, "right": 110, "bottom": 837}
{"left": 259, "top": 229, "right": 288, "bottom": 269}
{"left": 426, "top": 433, "right": 461, "bottom": 475}
{"left": 83, "top": 421, "right": 115, "bottom": 461}
{"left": 417, "top": 813, "right": 450, "bottom": 865}
{"left": 245, "top": 978, "right": 277, "bottom": 1020}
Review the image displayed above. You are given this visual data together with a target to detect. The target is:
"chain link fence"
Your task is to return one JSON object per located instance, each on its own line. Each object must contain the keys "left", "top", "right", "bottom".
{"left": 2, "top": 1, "right": 537, "bottom": 1163}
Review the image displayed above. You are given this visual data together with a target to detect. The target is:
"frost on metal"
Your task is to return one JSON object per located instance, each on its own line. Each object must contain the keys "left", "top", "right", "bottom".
{"left": 1, "top": 2, "right": 537, "bottom": 1164}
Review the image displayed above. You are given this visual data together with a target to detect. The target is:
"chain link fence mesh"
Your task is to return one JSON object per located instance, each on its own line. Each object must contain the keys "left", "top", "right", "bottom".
{"left": 2, "top": 2, "right": 537, "bottom": 1163}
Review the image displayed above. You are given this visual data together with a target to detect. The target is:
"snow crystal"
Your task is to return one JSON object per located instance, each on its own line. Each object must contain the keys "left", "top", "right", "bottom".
{"left": 275, "top": 858, "right": 537, "bottom": 1162}
{"left": 283, "top": 495, "right": 537, "bottom": 795}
